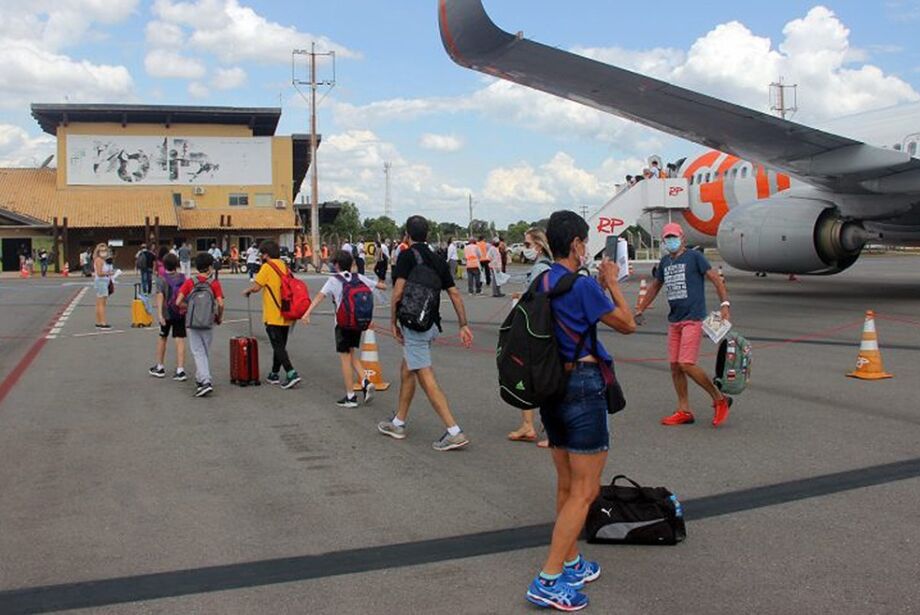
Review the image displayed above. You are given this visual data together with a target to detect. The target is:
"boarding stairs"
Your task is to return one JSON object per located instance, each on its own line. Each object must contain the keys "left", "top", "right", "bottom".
{"left": 586, "top": 177, "right": 690, "bottom": 260}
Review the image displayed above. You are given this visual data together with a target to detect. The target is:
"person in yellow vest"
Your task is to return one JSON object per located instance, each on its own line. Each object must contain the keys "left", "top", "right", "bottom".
{"left": 243, "top": 240, "right": 301, "bottom": 389}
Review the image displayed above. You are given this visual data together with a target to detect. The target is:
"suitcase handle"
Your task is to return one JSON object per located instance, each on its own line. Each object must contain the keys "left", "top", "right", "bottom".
{"left": 134, "top": 283, "right": 140, "bottom": 300}
{"left": 247, "top": 294, "right": 253, "bottom": 338}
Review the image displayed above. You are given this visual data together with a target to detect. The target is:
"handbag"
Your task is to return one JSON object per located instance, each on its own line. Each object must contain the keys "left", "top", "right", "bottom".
{"left": 107, "top": 279, "right": 115, "bottom": 296}
{"left": 585, "top": 475, "right": 686, "bottom": 545}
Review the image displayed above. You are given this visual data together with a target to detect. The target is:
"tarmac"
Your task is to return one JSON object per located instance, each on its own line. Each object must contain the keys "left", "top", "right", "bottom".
{"left": 0, "top": 255, "right": 918, "bottom": 614}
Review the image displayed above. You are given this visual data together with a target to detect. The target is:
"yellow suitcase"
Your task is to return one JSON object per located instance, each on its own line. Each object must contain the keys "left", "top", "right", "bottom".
{"left": 132, "top": 283, "right": 154, "bottom": 328}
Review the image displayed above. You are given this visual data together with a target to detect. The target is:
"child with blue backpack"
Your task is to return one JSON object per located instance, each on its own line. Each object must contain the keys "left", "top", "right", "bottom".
{"left": 302, "top": 249, "right": 386, "bottom": 408}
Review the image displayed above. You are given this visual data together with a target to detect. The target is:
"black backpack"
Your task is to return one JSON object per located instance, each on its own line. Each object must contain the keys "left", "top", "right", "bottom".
{"left": 397, "top": 248, "right": 443, "bottom": 332}
{"left": 496, "top": 271, "right": 581, "bottom": 409}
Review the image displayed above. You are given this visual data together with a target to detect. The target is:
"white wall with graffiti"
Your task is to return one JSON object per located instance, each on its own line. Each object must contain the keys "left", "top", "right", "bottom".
{"left": 66, "top": 135, "right": 273, "bottom": 186}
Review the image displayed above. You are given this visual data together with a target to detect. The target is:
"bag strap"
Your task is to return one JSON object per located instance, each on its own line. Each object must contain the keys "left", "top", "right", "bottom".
{"left": 410, "top": 247, "right": 425, "bottom": 266}
{"left": 266, "top": 259, "right": 289, "bottom": 279}
{"left": 263, "top": 259, "right": 288, "bottom": 311}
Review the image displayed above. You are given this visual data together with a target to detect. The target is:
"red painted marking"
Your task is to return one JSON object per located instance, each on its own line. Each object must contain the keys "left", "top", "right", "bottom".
{"left": 438, "top": 0, "right": 467, "bottom": 65}
{"left": 777, "top": 172, "right": 791, "bottom": 191}
{"left": 596, "top": 217, "right": 625, "bottom": 234}
{"left": 0, "top": 290, "right": 79, "bottom": 409}
{"left": 668, "top": 186, "right": 684, "bottom": 197}
{"left": 756, "top": 165, "right": 770, "bottom": 199}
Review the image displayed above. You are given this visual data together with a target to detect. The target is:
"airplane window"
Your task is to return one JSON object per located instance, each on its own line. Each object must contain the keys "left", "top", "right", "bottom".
{"left": 689, "top": 175, "right": 694, "bottom": 185}
{"left": 732, "top": 168, "right": 738, "bottom": 178}
{"left": 909, "top": 142, "right": 917, "bottom": 156}
{"left": 741, "top": 167, "right": 748, "bottom": 178}
{"left": 705, "top": 172, "right": 711, "bottom": 183}
{"left": 894, "top": 143, "right": 902, "bottom": 151}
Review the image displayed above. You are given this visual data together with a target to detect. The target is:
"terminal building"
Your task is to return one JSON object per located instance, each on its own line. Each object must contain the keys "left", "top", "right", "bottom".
{"left": 0, "top": 103, "right": 317, "bottom": 271}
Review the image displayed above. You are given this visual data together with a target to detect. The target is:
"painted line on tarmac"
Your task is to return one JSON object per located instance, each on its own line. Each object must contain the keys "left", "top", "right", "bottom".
{"left": 45, "top": 287, "right": 88, "bottom": 340}
{"left": 0, "top": 289, "right": 80, "bottom": 408}
{"left": 2, "top": 456, "right": 919, "bottom": 613}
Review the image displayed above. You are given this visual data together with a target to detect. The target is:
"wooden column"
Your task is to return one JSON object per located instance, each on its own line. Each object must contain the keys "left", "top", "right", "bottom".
{"left": 61, "top": 217, "right": 69, "bottom": 268}
{"left": 154, "top": 216, "right": 160, "bottom": 249}
{"left": 52, "top": 217, "right": 60, "bottom": 273}
{"left": 144, "top": 217, "right": 151, "bottom": 247}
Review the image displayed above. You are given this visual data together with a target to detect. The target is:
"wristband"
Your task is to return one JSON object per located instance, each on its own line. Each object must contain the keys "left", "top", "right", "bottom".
{"left": 458, "top": 322, "right": 468, "bottom": 328}
{"left": 720, "top": 301, "right": 731, "bottom": 307}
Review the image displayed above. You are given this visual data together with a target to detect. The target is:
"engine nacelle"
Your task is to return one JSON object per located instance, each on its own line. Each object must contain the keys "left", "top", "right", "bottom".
{"left": 717, "top": 197, "right": 867, "bottom": 274}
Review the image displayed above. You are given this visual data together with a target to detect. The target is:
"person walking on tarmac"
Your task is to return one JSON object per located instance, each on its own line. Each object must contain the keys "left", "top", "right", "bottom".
{"left": 377, "top": 215, "right": 474, "bottom": 451}
{"left": 635, "top": 223, "right": 733, "bottom": 427}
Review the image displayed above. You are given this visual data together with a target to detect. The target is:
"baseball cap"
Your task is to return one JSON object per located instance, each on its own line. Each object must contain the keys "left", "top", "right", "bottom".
{"left": 662, "top": 223, "right": 684, "bottom": 238}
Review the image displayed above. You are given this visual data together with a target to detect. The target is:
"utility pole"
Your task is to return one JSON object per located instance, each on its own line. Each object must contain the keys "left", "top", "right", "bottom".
{"left": 580, "top": 204, "right": 589, "bottom": 220}
{"left": 383, "top": 162, "right": 392, "bottom": 218}
{"left": 468, "top": 194, "right": 473, "bottom": 237}
{"left": 770, "top": 76, "right": 798, "bottom": 120}
{"left": 293, "top": 44, "right": 336, "bottom": 270}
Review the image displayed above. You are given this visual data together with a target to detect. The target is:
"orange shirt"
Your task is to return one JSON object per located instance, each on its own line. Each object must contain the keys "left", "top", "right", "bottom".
{"left": 321, "top": 246, "right": 329, "bottom": 259}
{"left": 294, "top": 246, "right": 302, "bottom": 258}
{"left": 304, "top": 244, "right": 313, "bottom": 258}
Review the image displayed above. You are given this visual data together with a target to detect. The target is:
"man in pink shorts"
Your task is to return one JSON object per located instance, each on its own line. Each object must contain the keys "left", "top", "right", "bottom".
{"left": 635, "top": 223, "right": 733, "bottom": 426}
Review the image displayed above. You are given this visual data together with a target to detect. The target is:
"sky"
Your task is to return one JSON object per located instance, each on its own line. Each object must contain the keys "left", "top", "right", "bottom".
{"left": 2, "top": 0, "right": 920, "bottom": 226}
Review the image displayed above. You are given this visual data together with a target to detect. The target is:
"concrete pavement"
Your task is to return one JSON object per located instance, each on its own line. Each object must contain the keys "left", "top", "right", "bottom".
{"left": 0, "top": 257, "right": 918, "bottom": 614}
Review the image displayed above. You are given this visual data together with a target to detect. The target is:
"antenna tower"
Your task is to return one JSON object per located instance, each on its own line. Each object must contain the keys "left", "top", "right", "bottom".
{"left": 769, "top": 77, "right": 798, "bottom": 119}
{"left": 383, "top": 162, "right": 392, "bottom": 218}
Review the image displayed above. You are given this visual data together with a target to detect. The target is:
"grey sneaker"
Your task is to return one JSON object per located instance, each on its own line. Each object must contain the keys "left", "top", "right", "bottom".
{"left": 432, "top": 431, "right": 470, "bottom": 452}
{"left": 377, "top": 419, "right": 406, "bottom": 440}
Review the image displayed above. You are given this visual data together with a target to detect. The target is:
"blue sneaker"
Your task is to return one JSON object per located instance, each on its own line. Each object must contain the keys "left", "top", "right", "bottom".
{"left": 563, "top": 556, "right": 601, "bottom": 587}
{"left": 526, "top": 575, "right": 588, "bottom": 611}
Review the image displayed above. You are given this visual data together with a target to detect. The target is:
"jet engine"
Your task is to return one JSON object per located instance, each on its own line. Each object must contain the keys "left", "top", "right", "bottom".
{"left": 716, "top": 197, "right": 870, "bottom": 274}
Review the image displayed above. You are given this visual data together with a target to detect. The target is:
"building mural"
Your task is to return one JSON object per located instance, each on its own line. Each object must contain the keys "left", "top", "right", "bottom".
{"left": 66, "top": 135, "right": 273, "bottom": 186}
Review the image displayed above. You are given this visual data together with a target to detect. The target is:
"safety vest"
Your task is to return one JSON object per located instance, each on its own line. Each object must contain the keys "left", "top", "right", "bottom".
{"left": 478, "top": 241, "right": 490, "bottom": 262}
{"left": 465, "top": 244, "right": 480, "bottom": 269}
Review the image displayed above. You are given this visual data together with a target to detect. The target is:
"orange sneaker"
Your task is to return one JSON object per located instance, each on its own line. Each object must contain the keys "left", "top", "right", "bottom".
{"left": 661, "top": 410, "right": 695, "bottom": 425}
{"left": 712, "top": 396, "right": 733, "bottom": 427}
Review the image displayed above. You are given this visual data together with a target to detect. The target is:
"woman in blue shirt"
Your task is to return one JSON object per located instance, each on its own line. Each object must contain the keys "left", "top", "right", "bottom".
{"left": 525, "top": 211, "right": 635, "bottom": 612}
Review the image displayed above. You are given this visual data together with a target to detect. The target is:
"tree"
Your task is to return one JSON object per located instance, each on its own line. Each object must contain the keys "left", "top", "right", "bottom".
{"left": 504, "top": 220, "right": 531, "bottom": 243}
{"left": 362, "top": 216, "right": 400, "bottom": 242}
{"left": 470, "top": 219, "right": 490, "bottom": 237}
{"left": 322, "top": 201, "right": 361, "bottom": 242}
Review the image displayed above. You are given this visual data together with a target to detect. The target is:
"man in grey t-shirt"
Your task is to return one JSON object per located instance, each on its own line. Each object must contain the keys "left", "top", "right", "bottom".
{"left": 177, "top": 242, "right": 192, "bottom": 277}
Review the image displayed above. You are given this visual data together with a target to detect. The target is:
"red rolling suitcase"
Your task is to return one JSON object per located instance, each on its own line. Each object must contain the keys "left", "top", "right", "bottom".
{"left": 230, "top": 296, "right": 260, "bottom": 386}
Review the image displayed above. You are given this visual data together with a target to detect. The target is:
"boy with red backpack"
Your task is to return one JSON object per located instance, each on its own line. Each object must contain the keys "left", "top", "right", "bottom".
{"left": 243, "top": 240, "right": 308, "bottom": 389}
{"left": 149, "top": 253, "right": 188, "bottom": 382}
{"left": 302, "top": 249, "right": 387, "bottom": 407}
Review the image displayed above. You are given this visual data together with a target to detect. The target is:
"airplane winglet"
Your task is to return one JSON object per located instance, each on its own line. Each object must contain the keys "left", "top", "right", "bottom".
{"left": 438, "top": 0, "right": 514, "bottom": 69}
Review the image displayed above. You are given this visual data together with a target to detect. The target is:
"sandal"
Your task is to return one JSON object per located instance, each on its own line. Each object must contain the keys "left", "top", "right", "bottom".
{"left": 507, "top": 430, "right": 538, "bottom": 442}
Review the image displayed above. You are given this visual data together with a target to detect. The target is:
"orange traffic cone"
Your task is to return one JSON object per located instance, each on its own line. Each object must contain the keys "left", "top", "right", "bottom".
{"left": 635, "top": 277, "right": 653, "bottom": 310}
{"left": 847, "top": 311, "right": 893, "bottom": 380}
{"left": 61, "top": 262, "right": 70, "bottom": 277}
{"left": 353, "top": 329, "right": 391, "bottom": 392}
{"left": 19, "top": 264, "right": 29, "bottom": 279}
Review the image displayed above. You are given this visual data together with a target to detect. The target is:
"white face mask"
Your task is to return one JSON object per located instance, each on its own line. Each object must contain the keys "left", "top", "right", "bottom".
{"left": 523, "top": 247, "right": 538, "bottom": 261}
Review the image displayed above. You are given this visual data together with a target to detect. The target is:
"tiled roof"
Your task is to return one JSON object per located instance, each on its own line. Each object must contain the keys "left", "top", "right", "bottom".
{"left": 0, "top": 168, "right": 178, "bottom": 228}
{"left": 178, "top": 208, "right": 300, "bottom": 231}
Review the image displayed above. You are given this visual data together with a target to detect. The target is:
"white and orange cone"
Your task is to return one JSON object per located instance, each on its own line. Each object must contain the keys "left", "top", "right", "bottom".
{"left": 19, "top": 263, "right": 29, "bottom": 279}
{"left": 847, "top": 310, "right": 893, "bottom": 380}
{"left": 635, "top": 277, "right": 652, "bottom": 311}
{"left": 353, "top": 329, "right": 391, "bottom": 391}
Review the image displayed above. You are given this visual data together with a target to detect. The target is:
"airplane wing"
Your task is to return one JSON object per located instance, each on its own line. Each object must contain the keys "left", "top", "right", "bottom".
{"left": 438, "top": 0, "right": 920, "bottom": 194}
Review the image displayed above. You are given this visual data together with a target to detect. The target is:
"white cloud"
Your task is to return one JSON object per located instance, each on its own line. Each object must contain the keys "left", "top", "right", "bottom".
{"left": 0, "top": 41, "right": 134, "bottom": 108}
{"left": 314, "top": 129, "right": 471, "bottom": 221}
{"left": 211, "top": 66, "right": 246, "bottom": 90}
{"left": 0, "top": 2, "right": 136, "bottom": 108}
{"left": 144, "top": 49, "right": 206, "bottom": 79}
{"left": 152, "top": 0, "right": 360, "bottom": 65}
{"left": 145, "top": 20, "right": 185, "bottom": 47}
{"left": 0, "top": 0, "right": 140, "bottom": 51}
{"left": 419, "top": 133, "right": 463, "bottom": 152}
{"left": 187, "top": 81, "right": 209, "bottom": 98}
{"left": 0, "top": 124, "right": 56, "bottom": 167}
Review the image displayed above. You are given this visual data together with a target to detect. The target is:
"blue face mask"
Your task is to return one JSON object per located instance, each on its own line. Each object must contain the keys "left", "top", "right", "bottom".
{"left": 664, "top": 237, "right": 682, "bottom": 253}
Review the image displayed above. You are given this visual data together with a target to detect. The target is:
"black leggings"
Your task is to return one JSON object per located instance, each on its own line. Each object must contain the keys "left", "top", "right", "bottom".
{"left": 266, "top": 325, "right": 294, "bottom": 374}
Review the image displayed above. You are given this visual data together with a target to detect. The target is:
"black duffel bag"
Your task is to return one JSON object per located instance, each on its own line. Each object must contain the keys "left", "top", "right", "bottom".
{"left": 585, "top": 475, "right": 687, "bottom": 545}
